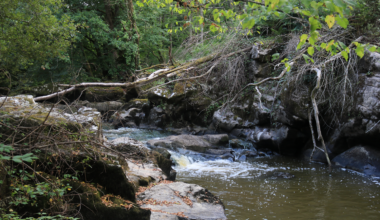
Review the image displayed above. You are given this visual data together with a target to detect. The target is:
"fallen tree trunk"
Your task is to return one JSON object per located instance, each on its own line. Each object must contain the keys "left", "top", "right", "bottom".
{"left": 35, "top": 46, "right": 252, "bottom": 102}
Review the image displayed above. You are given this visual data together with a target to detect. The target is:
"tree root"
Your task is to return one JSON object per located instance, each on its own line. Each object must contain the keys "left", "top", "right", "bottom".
{"left": 310, "top": 68, "right": 332, "bottom": 173}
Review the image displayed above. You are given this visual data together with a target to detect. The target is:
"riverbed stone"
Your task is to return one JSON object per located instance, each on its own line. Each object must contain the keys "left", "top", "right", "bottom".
{"left": 332, "top": 146, "right": 380, "bottom": 177}
{"left": 245, "top": 125, "right": 307, "bottom": 156}
{"left": 110, "top": 108, "right": 143, "bottom": 128}
{"left": 137, "top": 182, "right": 226, "bottom": 220}
{"left": 146, "top": 134, "right": 229, "bottom": 153}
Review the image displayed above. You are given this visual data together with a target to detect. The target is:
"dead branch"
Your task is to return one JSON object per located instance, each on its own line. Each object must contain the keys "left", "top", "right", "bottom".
{"left": 310, "top": 68, "right": 332, "bottom": 173}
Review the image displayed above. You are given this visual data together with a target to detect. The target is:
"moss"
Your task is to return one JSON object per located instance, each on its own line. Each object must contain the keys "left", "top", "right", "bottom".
{"left": 85, "top": 87, "right": 125, "bottom": 102}
{"left": 173, "top": 81, "right": 196, "bottom": 95}
{"left": 189, "top": 96, "right": 212, "bottom": 110}
{"left": 152, "top": 151, "right": 172, "bottom": 178}
{"left": 65, "top": 180, "right": 151, "bottom": 220}
{"left": 87, "top": 87, "right": 124, "bottom": 94}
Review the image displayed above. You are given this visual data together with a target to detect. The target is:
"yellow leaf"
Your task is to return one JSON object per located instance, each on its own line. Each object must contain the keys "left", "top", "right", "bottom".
{"left": 325, "top": 15, "right": 335, "bottom": 29}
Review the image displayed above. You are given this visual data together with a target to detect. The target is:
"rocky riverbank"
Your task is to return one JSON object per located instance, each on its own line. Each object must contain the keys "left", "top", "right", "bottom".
{"left": 0, "top": 96, "right": 227, "bottom": 219}
{"left": 3, "top": 49, "right": 380, "bottom": 219}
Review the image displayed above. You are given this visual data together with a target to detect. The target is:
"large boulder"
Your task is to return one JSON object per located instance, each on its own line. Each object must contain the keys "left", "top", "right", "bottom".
{"left": 147, "top": 106, "right": 167, "bottom": 128}
{"left": 232, "top": 126, "right": 306, "bottom": 156}
{"left": 147, "top": 134, "right": 229, "bottom": 153}
{"left": 332, "top": 146, "right": 380, "bottom": 177}
{"left": 137, "top": 182, "right": 226, "bottom": 220}
{"left": 325, "top": 52, "right": 380, "bottom": 155}
{"left": 110, "top": 108, "right": 143, "bottom": 128}
{"left": 0, "top": 95, "right": 101, "bottom": 143}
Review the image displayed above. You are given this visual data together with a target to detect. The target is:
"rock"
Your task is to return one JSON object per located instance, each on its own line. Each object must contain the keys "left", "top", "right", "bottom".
{"left": 325, "top": 59, "right": 380, "bottom": 155}
{"left": 147, "top": 87, "right": 172, "bottom": 103}
{"left": 205, "top": 149, "right": 234, "bottom": 155}
{"left": 146, "top": 134, "right": 229, "bottom": 153}
{"left": 229, "top": 139, "right": 255, "bottom": 149}
{"left": 111, "top": 108, "right": 142, "bottom": 128}
{"left": 127, "top": 161, "right": 167, "bottom": 185}
{"left": 302, "top": 140, "right": 333, "bottom": 163}
{"left": 245, "top": 125, "right": 307, "bottom": 156}
{"left": 123, "top": 99, "right": 150, "bottom": 116}
{"left": 0, "top": 96, "right": 102, "bottom": 141}
{"left": 219, "top": 153, "right": 235, "bottom": 160}
{"left": 148, "top": 106, "right": 167, "bottom": 128}
{"left": 169, "top": 81, "right": 198, "bottom": 102}
{"left": 358, "top": 51, "right": 380, "bottom": 73}
{"left": 84, "top": 87, "right": 126, "bottom": 102}
{"left": 332, "top": 146, "right": 380, "bottom": 177}
{"left": 86, "top": 101, "right": 124, "bottom": 112}
{"left": 237, "top": 155, "right": 246, "bottom": 161}
{"left": 213, "top": 109, "right": 243, "bottom": 132}
{"left": 110, "top": 138, "right": 175, "bottom": 181}
{"left": 66, "top": 179, "right": 150, "bottom": 220}
{"left": 137, "top": 182, "right": 226, "bottom": 220}
{"left": 240, "top": 149, "right": 258, "bottom": 157}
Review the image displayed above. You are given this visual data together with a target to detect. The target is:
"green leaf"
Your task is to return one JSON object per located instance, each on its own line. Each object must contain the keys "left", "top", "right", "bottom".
{"left": 338, "top": 41, "right": 347, "bottom": 50}
{"left": 326, "top": 40, "right": 335, "bottom": 51}
{"left": 302, "top": 54, "right": 310, "bottom": 64}
{"left": 341, "top": 51, "right": 348, "bottom": 61}
{"left": 333, "top": 0, "right": 346, "bottom": 8}
{"left": 242, "top": 17, "right": 255, "bottom": 29}
{"left": 335, "top": 15, "right": 349, "bottom": 29}
{"left": 297, "top": 34, "right": 308, "bottom": 50}
{"left": 301, "top": 10, "right": 312, "bottom": 16}
{"left": 369, "top": 46, "right": 377, "bottom": 52}
{"left": 325, "top": 15, "right": 335, "bottom": 28}
{"left": 309, "top": 17, "right": 322, "bottom": 32}
{"left": 13, "top": 158, "right": 23, "bottom": 163}
{"left": 307, "top": 47, "right": 315, "bottom": 56}
{"left": 355, "top": 44, "right": 365, "bottom": 58}
{"left": 309, "top": 31, "right": 318, "bottom": 45}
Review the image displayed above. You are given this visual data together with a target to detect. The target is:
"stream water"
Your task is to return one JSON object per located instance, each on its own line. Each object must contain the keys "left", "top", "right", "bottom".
{"left": 103, "top": 127, "right": 380, "bottom": 220}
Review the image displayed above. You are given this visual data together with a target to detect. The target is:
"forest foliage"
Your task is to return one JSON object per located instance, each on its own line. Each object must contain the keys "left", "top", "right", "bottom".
{"left": 0, "top": 0, "right": 379, "bottom": 91}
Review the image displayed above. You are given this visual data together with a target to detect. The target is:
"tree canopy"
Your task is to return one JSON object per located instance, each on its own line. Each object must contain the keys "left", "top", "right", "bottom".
{"left": 0, "top": 0, "right": 75, "bottom": 73}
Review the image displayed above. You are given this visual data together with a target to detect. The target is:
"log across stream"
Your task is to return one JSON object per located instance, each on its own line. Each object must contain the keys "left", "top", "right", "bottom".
{"left": 103, "top": 126, "right": 380, "bottom": 220}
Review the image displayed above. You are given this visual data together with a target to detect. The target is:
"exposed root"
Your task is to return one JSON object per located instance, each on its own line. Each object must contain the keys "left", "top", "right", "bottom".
{"left": 310, "top": 68, "right": 332, "bottom": 173}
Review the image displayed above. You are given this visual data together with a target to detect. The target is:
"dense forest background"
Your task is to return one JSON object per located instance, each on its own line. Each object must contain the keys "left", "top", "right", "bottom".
{"left": 1, "top": 0, "right": 378, "bottom": 94}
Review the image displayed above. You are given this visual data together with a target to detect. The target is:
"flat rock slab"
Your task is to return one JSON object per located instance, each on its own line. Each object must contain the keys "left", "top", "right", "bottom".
{"left": 137, "top": 182, "right": 226, "bottom": 220}
{"left": 147, "top": 134, "right": 228, "bottom": 153}
{"left": 127, "top": 161, "right": 167, "bottom": 182}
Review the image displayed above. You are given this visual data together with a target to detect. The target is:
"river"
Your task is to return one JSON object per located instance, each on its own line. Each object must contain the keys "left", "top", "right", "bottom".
{"left": 104, "top": 127, "right": 380, "bottom": 220}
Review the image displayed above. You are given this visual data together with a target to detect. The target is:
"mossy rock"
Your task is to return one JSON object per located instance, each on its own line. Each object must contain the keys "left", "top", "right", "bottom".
{"left": 66, "top": 180, "right": 151, "bottom": 220}
{"left": 84, "top": 87, "right": 126, "bottom": 102}
{"left": 169, "top": 81, "right": 198, "bottom": 103}
{"left": 122, "top": 98, "right": 150, "bottom": 110}
{"left": 189, "top": 95, "right": 212, "bottom": 111}
{"left": 147, "top": 87, "right": 172, "bottom": 104}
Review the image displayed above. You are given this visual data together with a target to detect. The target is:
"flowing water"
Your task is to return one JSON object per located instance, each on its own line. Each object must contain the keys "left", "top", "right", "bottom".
{"left": 104, "top": 126, "right": 380, "bottom": 220}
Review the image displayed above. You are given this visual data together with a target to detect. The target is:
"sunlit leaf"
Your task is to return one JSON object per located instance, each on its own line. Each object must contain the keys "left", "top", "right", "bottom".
{"left": 325, "top": 15, "right": 335, "bottom": 28}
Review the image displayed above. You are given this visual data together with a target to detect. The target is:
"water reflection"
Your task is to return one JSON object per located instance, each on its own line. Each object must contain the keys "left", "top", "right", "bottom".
{"left": 175, "top": 156, "right": 380, "bottom": 220}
